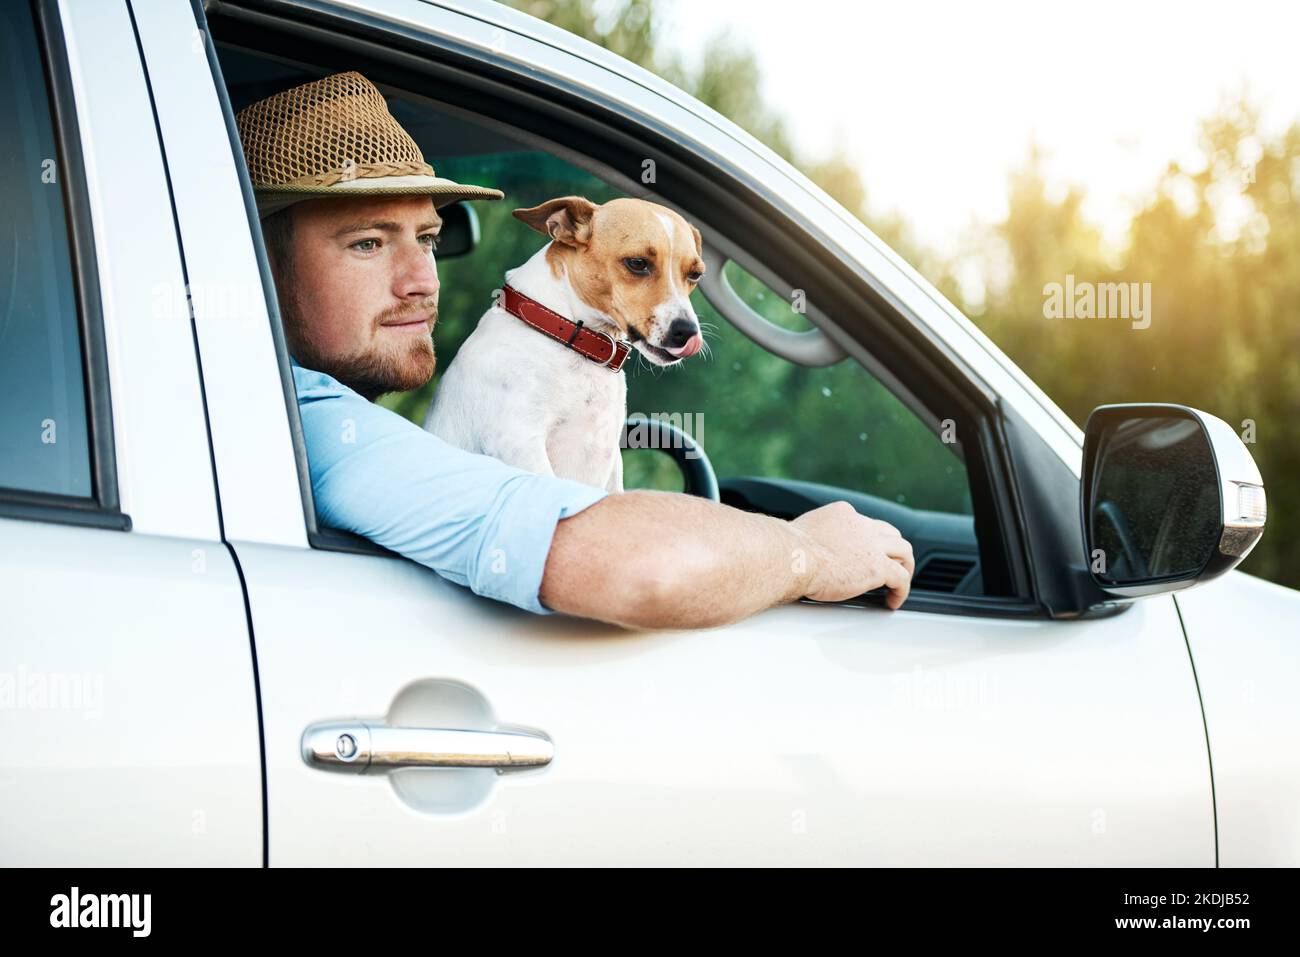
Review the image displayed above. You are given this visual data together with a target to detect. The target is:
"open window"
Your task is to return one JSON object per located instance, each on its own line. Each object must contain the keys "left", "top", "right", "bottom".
{"left": 207, "top": 2, "right": 1035, "bottom": 615}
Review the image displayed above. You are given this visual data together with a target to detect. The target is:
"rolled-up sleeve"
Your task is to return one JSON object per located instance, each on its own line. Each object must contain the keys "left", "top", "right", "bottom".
{"left": 292, "top": 362, "right": 608, "bottom": 614}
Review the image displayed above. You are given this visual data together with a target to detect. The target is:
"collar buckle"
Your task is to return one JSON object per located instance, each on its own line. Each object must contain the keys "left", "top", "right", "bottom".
{"left": 589, "top": 328, "right": 620, "bottom": 367}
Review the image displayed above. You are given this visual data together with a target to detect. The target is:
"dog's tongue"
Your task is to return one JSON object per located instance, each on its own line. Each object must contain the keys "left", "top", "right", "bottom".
{"left": 665, "top": 333, "right": 703, "bottom": 359}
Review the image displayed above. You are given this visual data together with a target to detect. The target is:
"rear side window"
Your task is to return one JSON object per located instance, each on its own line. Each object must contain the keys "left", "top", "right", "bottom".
{"left": 0, "top": 0, "right": 90, "bottom": 499}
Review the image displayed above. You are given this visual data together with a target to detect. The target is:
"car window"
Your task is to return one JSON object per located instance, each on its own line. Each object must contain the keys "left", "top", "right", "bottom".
{"left": 0, "top": 0, "right": 91, "bottom": 500}
{"left": 217, "top": 48, "right": 989, "bottom": 593}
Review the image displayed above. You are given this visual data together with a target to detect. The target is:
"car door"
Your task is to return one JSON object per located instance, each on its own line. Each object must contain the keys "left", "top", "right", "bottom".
{"left": 0, "top": 0, "right": 261, "bottom": 865}
{"left": 163, "top": 0, "right": 1214, "bottom": 864}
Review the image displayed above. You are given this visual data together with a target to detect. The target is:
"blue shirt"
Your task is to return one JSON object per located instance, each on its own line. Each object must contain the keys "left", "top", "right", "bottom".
{"left": 291, "top": 360, "right": 609, "bottom": 614}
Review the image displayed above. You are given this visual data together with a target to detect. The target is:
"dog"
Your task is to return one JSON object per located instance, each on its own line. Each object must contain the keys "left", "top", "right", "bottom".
{"left": 423, "top": 196, "right": 706, "bottom": 492}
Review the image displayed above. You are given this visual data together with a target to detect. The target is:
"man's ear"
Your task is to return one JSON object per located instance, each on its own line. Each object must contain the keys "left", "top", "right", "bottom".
{"left": 512, "top": 196, "right": 598, "bottom": 248}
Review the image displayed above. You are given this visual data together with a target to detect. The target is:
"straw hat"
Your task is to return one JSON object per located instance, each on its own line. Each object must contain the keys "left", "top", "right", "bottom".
{"left": 235, "top": 71, "right": 504, "bottom": 219}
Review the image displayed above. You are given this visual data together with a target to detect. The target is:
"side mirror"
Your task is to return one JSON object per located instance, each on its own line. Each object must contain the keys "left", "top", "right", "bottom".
{"left": 435, "top": 201, "right": 480, "bottom": 259}
{"left": 1081, "top": 404, "right": 1266, "bottom": 598}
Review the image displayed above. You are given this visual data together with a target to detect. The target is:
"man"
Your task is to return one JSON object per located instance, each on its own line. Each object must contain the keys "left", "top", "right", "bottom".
{"left": 235, "top": 71, "right": 914, "bottom": 630}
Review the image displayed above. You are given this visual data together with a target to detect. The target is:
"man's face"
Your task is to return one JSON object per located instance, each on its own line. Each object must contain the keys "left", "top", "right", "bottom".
{"left": 273, "top": 194, "right": 442, "bottom": 399}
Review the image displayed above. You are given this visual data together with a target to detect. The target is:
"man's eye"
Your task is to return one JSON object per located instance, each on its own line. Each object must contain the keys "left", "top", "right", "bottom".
{"left": 624, "top": 257, "right": 651, "bottom": 275}
{"left": 351, "top": 238, "right": 379, "bottom": 252}
{"left": 420, "top": 234, "right": 441, "bottom": 251}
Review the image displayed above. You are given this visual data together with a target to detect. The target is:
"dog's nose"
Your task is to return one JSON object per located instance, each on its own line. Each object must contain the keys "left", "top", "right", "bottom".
{"left": 665, "top": 318, "right": 699, "bottom": 349}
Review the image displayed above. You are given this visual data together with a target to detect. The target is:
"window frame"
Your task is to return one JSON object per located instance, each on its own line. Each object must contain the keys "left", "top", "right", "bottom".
{"left": 0, "top": 0, "right": 127, "bottom": 532}
{"left": 204, "top": 0, "right": 1056, "bottom": 617}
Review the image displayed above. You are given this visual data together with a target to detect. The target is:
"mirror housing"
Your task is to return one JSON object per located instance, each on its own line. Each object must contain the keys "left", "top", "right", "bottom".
{"left": 435, "top": 201, "right": 480, "bottom": 259}
{"left": 1081, "top": 404, "right": 1266, "bottom": 598}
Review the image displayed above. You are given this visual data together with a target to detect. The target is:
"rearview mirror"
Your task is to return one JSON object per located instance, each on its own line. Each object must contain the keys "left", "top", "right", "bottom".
{"left": 1081, "top": 404, "right": 1266, "bottom": 598}
{"left": 435, "top": 201, "right": 480, "bottom": 259}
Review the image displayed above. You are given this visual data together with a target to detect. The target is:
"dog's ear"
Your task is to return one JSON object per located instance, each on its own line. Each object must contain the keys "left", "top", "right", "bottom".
{"left": 689, "top": 223, "right": 703, "bottom": 258}
{"left": 512, "top": 196, "right": 597, "bottom": 248}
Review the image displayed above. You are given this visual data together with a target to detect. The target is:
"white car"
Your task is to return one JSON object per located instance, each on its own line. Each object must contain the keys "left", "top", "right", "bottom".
{"left": 2, "top": 0, "right": 1295, "bottom": 867}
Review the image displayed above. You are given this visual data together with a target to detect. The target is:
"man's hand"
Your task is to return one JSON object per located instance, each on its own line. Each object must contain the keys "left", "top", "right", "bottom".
{"left": 789, "top": 501, "right": 915, "bottom": 609}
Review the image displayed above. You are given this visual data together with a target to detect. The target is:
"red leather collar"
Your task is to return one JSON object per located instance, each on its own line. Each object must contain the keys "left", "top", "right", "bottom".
{"left": 500, "top": 284, "right": 632, "bottom": 372}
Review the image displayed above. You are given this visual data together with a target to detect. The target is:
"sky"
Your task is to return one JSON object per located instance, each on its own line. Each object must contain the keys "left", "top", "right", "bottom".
{"left": 654, "top": 0, "right": 1300, "bottom": 258}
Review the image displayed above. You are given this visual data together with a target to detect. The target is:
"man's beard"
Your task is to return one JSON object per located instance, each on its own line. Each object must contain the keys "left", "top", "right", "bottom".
{"left": 287, "top": 297, "right": 438, "bottom": 401}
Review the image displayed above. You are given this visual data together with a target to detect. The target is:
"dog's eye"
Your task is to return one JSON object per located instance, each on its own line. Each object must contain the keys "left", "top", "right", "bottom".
{"left": 624, "top": 257, "right": 652, "bottom": 276}
{"left": 686, "top": 271, "right": 703, "bottom": 283}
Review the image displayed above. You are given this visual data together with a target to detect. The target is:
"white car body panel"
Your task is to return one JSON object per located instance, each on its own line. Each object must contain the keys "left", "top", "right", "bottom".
{"left": 0, "top": 519, "right": 262, "bottom": 866}
{"left": 1176, "top": 572, "right": 1300, "bottom": 866}
{"left": 236, "top": 545, "right": 1211, "bottom": 866}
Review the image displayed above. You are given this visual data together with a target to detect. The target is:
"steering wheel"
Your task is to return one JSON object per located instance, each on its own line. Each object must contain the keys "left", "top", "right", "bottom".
{"left": 622, "top": 416, "right": 719, "bottom": 501}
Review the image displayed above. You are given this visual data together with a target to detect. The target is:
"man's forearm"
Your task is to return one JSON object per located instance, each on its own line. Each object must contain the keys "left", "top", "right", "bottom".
{"left": 539, "top": 490, "right": 816, "bottom": 629}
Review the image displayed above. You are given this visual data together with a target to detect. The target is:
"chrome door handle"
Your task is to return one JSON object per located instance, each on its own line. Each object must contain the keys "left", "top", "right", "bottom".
{"left": 302, "top": 721, "right": 553, "bottom": 773}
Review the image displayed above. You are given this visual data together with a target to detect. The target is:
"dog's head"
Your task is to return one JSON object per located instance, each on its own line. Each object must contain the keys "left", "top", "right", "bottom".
{"left": 513, "top": 196, "right": 706, "bottom": 366}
